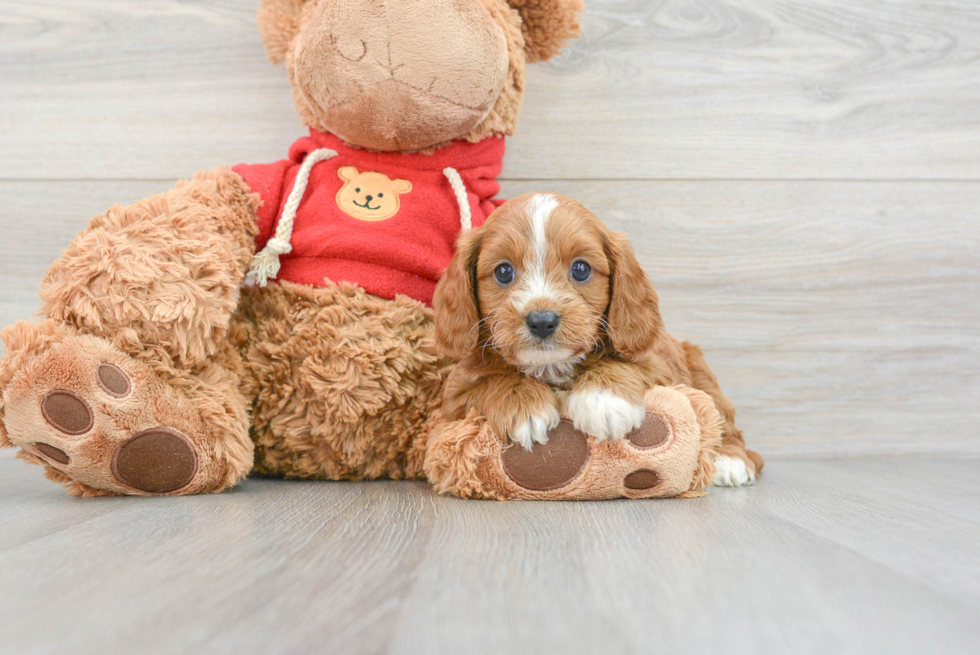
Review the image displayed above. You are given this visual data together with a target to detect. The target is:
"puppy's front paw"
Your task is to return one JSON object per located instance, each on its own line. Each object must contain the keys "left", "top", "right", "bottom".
{"left": 712, "top": 455, "right": 757, "bottom": 487}
{"left": 567, "top": 388, "right": 645, "bottom": 441}
{"left": 508, "top": 404, "right": 561, "bottom": 450}
{"left": 485, "top": 397, "right": 561, "bottom": 451}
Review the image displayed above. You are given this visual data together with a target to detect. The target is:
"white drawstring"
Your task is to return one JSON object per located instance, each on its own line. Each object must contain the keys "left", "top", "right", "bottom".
{"left": 246, "top": 153, "right": 471, "bottom": 286}
{"left": 245, "top": 148, "right": 337, "bottom": 286}
{"left": 443, "top": 167, "right": 472, "bottom": 231}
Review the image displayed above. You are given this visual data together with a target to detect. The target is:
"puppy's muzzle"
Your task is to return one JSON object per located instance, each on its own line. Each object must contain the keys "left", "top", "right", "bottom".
{"left": 525, "top": 311, "right": 560, "bottom": 340}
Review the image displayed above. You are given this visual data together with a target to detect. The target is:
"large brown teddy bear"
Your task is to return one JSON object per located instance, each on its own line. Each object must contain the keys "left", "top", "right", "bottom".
{"left": 0, "top": 0, "right": 741, "bottom": 498}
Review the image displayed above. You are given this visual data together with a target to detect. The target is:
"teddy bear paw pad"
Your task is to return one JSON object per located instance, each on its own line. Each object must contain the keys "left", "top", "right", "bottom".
{"left": 625, "top": 413, "right": 671, "bottom": 449}
{"left": 3, "top": 333, "right": 210, "bottom": 495}
{"left": 34, "top": 442, "right": 71, "bottom": 465}
{"left": 111, "top": 429, "right": 197, "bottom": 493}
{"left": 41, "top": 389, "right": 95, "bottom": 435}
{"left": 623, "top": 469, "right": 661, "bottom": 490}
{"left": 500, "top": 420, "right": 590, "bottom": 491}
{"left": 96, "top": 362, "right": 132, "bottom": 398}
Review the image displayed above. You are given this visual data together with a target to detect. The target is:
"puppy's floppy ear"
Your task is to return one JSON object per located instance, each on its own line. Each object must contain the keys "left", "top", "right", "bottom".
{"left": 506, "top": 0, "right": 584, "bottom": 63}
{"left": 258, "top": 0, "right": 315, "bottom": 64}
{"left": 603, "top": 230, "right": 663, "bottom": 360}
{"left": 434, "top": 227, "right": 485, "bottom": 360}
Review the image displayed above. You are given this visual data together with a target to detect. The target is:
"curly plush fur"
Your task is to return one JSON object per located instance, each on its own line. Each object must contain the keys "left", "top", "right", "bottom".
{"left": 231, "top": 280, "right": 447, "bottom": 481}
{"left": 38, "top": 168, "right": 258, "bottom": 372}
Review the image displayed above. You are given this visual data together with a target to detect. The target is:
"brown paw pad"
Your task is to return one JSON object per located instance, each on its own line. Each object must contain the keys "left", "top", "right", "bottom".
{"left": 34, "top": 443, "right": 70, "bottom": 465}
{"left": 627, "top": 413, "right": 671, "bottom": 449}
{"left": 97, "top": 363, "right": 131, "bottom": 398}
{"left": 41, "top": 390, "right": 94, "bottom": 435}
{"left": 500, "top": 420, "right": 590, "bottom": 491}
{"left": 624, "top": 469, "right": 661, "bottom": 490}
{"left": 111, "top": 429, "right": 197, "bottom": 493}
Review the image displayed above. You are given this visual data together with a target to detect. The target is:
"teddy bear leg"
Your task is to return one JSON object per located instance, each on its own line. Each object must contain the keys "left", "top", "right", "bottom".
{"left": 37, "top": 166, "right": 258, "bottom": 370}
{"left": 424, "top": 384, "right": 723, "bottom": 500}
{"left": 0, "top": 321, "right": 253, "bottom": 496}
{"left": 0, "top": 167, "right": 259, "bottom": 495}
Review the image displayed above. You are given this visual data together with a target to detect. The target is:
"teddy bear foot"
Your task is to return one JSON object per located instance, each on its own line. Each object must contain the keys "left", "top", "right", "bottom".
{"left": 425, "top": 385, "right": 724, "bottom": 500}
{"left": 1, "top": 323, "right": 252, "bottom": 496}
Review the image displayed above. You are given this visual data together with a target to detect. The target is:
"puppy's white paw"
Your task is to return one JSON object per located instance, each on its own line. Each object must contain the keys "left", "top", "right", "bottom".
{"left": 510, "top": 404, "right": 561, "bottom": 450}
{"left": 567, "top": 388, "right": 645, "bottom": 441}
{"left": 712, "top": 455, "right": 756, "bottom": 487}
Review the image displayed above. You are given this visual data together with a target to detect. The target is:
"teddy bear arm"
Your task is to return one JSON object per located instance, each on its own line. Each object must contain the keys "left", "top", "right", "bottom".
{"left": 37, "top": 167, "right": 260, "bottom": 371}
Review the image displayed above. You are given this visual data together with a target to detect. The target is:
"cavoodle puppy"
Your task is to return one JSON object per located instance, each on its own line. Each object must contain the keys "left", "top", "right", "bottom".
{"left": 432, "top": 193, "right": 763, "bottom": 486}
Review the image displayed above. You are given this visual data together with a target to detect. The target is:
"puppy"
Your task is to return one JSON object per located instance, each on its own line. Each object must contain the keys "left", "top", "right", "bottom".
{"left": 433, "top": 193, "right": 763, "bottom": 486}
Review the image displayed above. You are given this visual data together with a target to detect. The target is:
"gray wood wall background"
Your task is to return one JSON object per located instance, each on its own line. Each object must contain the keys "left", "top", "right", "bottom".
{"left": 1, "top": 0, "right": 977, "bottom": 460}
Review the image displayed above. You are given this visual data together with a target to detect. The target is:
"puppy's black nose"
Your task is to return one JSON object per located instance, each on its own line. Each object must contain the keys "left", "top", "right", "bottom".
{"left": 365, "top": 195, "right": 373, "bottom": 202}
{"left": 525, "top": 311, "right": 560, "bottom": 340}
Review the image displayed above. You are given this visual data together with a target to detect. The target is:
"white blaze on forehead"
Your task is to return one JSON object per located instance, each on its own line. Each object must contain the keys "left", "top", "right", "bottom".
{"left": 514, "top": 193, "right": 559, "bottom": 311}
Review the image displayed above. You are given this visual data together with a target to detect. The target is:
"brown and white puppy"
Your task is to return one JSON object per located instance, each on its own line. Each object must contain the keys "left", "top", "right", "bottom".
{"left": 433, "top": 193, "right": 763, "bottom": 486}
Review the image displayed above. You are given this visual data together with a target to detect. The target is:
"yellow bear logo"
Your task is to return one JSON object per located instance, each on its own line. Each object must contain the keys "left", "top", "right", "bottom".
{"left": 335, "top": 166, "right": 412, "bottom": 221}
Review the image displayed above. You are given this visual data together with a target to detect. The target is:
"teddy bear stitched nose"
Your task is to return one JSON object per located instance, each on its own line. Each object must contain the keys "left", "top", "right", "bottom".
{"left": 365, "top": 195, "right": 373, "bottom": 202}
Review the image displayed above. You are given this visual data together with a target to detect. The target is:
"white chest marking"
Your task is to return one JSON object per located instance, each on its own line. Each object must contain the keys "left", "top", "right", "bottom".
{"left": 518, "top": 350, "right": 585, "bottom": 385}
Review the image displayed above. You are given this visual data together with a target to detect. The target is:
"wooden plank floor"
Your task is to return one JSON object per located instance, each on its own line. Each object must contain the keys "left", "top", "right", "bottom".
{"left": 1, "top": 452, "right": 979, "bottom": 654}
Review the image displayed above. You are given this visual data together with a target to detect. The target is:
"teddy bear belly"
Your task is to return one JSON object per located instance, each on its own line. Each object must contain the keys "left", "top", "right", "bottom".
{"left": 229, "top": 279, "right": 448, "bottom": 481}
{"left": 273, "top": 256, "right": 442, "bottom": 308}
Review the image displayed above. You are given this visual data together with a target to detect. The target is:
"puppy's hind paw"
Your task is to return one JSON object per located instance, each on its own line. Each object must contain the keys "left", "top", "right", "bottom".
{"left": 712, "top": 455, "right": 756, "bottom": 487}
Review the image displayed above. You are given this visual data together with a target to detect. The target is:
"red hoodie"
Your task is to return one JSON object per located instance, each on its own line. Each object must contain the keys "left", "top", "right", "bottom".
{"left": 232, "top": 130, "right": 505, "bottom": 306}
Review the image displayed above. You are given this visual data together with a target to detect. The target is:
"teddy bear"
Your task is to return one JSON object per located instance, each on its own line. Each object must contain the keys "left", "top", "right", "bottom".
{"left": 0, "top": 0, "right": 739, "bottom": 499}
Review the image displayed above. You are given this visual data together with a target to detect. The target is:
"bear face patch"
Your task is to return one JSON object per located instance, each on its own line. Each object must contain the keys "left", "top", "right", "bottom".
{"left": 336, "top": 166, "right": 412, "bottom": 221}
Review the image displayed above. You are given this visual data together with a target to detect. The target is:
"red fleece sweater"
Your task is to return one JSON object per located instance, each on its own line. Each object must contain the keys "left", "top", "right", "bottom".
{"left": 232, "top": 130, "right": 505, "bottom": 306}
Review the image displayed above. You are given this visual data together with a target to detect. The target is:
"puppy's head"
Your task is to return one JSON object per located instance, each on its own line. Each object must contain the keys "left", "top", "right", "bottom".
{"left": 434, "top": 193, "right": 663, "bottom": 371}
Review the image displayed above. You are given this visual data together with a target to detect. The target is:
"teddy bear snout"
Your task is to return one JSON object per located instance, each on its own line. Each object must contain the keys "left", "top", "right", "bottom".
{"left": 292, "top": 0, "right": 509, "bottom": 151}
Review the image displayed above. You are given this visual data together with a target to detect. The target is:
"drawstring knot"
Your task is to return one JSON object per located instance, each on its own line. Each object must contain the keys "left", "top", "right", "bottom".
{"left": 245, "top": 147, "right": 337, "bottom": 286}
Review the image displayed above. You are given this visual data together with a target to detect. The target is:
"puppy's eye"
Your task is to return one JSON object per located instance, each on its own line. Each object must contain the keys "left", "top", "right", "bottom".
{"left": 494, "top": 263, "right": 515, "bottom": 285}
{"left": 378, "top": 193, "right": 384, "bottom": 198}
{"left": 355, "top": 188, "right": 360, "bottom": 193}
{"left": 571, "top": 260, "right": 592, "bottom": 282}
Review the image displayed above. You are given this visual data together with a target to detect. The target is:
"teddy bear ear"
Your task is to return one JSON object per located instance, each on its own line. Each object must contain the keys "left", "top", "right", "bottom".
{"left": 506, "top": 0, "right": 585, "bottom": 63}
{"left": 257, "top": 0, "right": 314, "bottom": 65}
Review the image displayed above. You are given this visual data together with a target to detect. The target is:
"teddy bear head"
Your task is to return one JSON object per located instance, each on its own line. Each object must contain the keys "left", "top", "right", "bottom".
{"left": 257, "top": 0, "right": 583, "bottom": 152}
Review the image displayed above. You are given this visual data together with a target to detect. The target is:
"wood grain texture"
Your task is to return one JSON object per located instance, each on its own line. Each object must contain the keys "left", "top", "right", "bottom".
{"left": 1, "top": 455, "right": 978, "bottom": 654}
{"left": 1, "top": 0, "right": 980, "bottom": 180}
{"left": 2, "top": 180, "right": 976, "bottom": 458}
